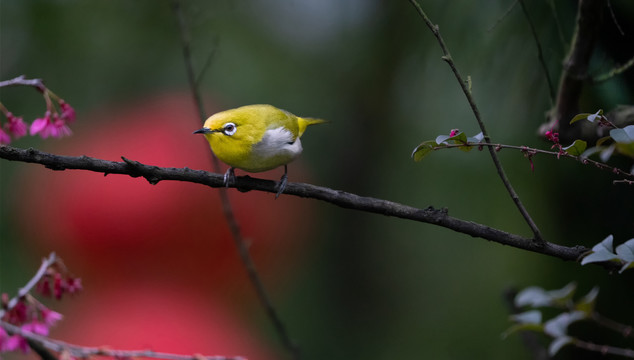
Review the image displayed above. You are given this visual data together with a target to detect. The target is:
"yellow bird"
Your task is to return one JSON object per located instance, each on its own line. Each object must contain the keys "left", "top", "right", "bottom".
{"left": 194, "top": 104, "right": 325, "bottom": 197}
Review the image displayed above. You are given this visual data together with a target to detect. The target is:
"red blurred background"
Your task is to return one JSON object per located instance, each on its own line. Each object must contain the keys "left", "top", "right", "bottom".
{"left": 12, "top": 93, "right": 315, "bottom": 359}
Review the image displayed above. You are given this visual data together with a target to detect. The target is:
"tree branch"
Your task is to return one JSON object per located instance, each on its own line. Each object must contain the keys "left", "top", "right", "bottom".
{"left": 0, "top": 321, "right": 245, "bottom": 360}
{"left": 548, "top": 0, "right": 604, "bottom": 138}
{"left": 169, "top": 2, "right": 299, "bottom": 358}
{"left": 0, "top": 145, "right": 596, "bottom": 265}
{"left": 0, "top": 75, "right": 46, "bottom": 92}
{"left": 0, "top": 252, "right": 57, "bottom": 319}
{"left": 407, "top": 0, "right": 544, "bottom": 243}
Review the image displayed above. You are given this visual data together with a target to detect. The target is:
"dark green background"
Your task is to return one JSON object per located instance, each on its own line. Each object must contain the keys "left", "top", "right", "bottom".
{"left": 2, "top": 1, "right": 634, "bottom": 359}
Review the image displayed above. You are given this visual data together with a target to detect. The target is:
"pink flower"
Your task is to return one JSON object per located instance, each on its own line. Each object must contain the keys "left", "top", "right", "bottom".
{"left": 65, "top": 277, "right": 82, "bottom": 294}
{"left": 40, "top": 308, "right": 63, "bottom": 327}
{"left": 1, "top": 335, "right": 28, "bottom": 353}
{"left": 449, "top": 129, "right": 460, "bottom": 137}
{"left": 36, "top": 277, "right": 52, "bottom": 297}
{"left": 4, "top": 300, "right": 28, "bottom": 325}
{"left": 22, "top": 321, "right": 49, "bottom": 336}
{"left": 59, "top": 101, "right": 76, "bottom": 123}
{"left": 4, "top": 113, "right": 27, "bottom": 138}
{"left": 30, "top": 112, "right": 52, "bottom": 138}
{"left": 0, "top": 128, "right": 10, "bottom": 145}
{"left": 53, "top": 273, "right": 64, "bottom": 299}
{"left": 545, "top": 130, "right": 559, "bottom": 143}
{"left": 0, "top": 327, "right": 7, "bottom": 349}
{"left": 51, "top": 116, "right": 72, "bottom": 138}
{"left": 30, "top": 112, "right": 72, "bottom": 139}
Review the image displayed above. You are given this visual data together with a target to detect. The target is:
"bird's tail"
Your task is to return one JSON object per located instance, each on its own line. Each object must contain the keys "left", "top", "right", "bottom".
{"left": 298, "top": 117, "right": 327, "bottom": 137}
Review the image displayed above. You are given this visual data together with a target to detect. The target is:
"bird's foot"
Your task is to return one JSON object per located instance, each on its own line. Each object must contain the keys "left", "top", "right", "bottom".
{"left": 223, "top": 168, "right": 236, "bottom": 187}
{"left": 275, "top": 172, "right": 288, "bottom": 199}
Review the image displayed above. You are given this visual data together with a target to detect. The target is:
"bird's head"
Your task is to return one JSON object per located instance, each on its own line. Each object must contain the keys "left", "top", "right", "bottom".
{"left": 193, "top": 108, "right": 268, "bottom": 153}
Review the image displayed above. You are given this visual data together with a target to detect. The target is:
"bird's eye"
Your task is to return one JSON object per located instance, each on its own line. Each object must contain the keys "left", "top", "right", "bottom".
{"left": 222, "top": 122, "right": 237, "bottom": 136}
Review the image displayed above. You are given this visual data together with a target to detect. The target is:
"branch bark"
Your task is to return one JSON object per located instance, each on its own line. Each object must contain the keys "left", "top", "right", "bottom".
{"left": 0, "top": 145, "right": 594, "bottom": 264}
{"left": 546, "top": 0, "right": 605, "bottom": 139}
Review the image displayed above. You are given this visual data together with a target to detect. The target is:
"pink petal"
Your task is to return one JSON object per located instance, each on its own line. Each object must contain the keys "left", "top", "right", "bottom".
{"left": 0, "top": 129, "right": 11, "bottom": 145}
{"left": 29, "top": 117, "right": 48, "bottom": 136}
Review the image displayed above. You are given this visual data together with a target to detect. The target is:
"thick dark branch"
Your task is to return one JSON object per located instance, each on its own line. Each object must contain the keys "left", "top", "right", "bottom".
{"left": 0, "top": 145, "right": 591, "bottom": 263}
{"left": 549, "top": 0, "right": 604, "bottom": 138}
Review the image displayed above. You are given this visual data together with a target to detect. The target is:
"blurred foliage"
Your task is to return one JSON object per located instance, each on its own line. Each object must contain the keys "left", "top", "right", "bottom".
{"left": 1, "top": 1, "right": 634, "bottom": 359}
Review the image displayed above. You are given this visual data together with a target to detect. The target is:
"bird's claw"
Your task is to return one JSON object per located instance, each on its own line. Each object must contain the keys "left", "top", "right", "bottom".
{"left": 275, "top": 173, "right": 288, "bottom": 199}
{"left": 223, "top": 168, "right": 236, "bottom": 187}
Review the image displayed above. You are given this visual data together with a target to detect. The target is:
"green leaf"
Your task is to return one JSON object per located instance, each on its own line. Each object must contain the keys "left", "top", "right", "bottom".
{"left": 547, "top": 283, "right": 577, "bottom": 305}
{"left": 570, "top": 113, "right": 592, "bottom": 125}
{"left": 435, "top": 135, "right": 451, "bottom": 145}
{"left": 515, "top": 283, "right": 576, "bottom": 308}
{"left": 502, "top": 323, "right": 544, "bottom": 339}
{"left": 599, "top": 144, "right": 615, "bottom": 163}
{"left": 503, "top": 311, "right": 544, "bottom": 338}
{"left": 515, "top": 286, "right": 551, "bottom": 307}
{"left": 581, "top": 235, "right": 619, "bottom": 265}
{"left": 511, "top": 310, "right": 542, "bottom": 325}
{"left": 586, "top": 109, "right": 603, "bottom": 123}
{"left": 544, "top": 311, "right": 586, "bottom": 338}
{"left": 549, "top": 336, "right": 574, "bottom": 357}
{"left": 411, "top": 140, "right": 439, "bottom": 162}
{"left": 575, "top": 287, "right": 599, "bottom": 315}
{"left": 610, "top": 125, "right": 634, "bottom": 144}
{"left": 563, "top": 139, "right": 587, "bottom": 156}
{"left": 580, "top": 146, "right": 602, "bottom": 159}
{"left": 596, "top": 136, "right": 612, "bottom": 147}
{"left": 436, "top": 132, "right": 474, "bottom": 151}
{"left": 467, "top": 132, "right": 484, "bottom": 143}
{"left": 616, "top": 238, "right": 634, "bottom": 273}
{"left": 447, "top": 132, "right": 469, "bottom": 144}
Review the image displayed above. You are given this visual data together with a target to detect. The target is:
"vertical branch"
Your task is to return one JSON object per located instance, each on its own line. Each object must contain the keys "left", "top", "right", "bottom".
{"left": 169, "top": 2, "right": 299, "bottom": 359}
{"left": 549, "top": 0, "right": 604, "bottom": 138}
{"left": 407, "top": 0, "right": 544, "bottom": 243}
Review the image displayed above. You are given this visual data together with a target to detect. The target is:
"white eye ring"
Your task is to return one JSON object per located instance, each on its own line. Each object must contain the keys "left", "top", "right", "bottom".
{"left": 222, "top": 122, "right": 237, "bottom": 136}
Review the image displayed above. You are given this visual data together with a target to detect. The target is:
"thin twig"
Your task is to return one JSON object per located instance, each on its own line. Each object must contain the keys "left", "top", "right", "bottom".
{"left": 427, "top": 142, "right": 634, "bottom": 179}
{"left": 1, "top": 145, "right": 605, "bottom": 269}
{"left": 574, "top": 338, "right": 634, "bottom": 358}
{"left": 593, "top": 55, "right": 634, "bottom": 83}
{"left": 407, "top": 0, "right": 544, "bottom": 243}
{"left": 169, "top": 2, "right": 299, "bottom": 359}
{"left": 487, "top": 0, "right": 518, "bottom": 33}
{"left": 518, "top": 0, "right": 555, "bottom": 104}
{"left": 592, "top": 312, "right": 634, "bottom": 338}
{"left": 0, "top": 75, "right": 46, "bottom": 92}
{"left": 607, "top": 0, "right": 625, "bottom": 36}
{"left": 0, "top": 252, "right": 57, "bottom": 318}
{"left": 0, "top": 321, "right": 245, "bottom": 360}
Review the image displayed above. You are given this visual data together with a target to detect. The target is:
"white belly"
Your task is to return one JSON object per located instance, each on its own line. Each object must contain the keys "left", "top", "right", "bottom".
{"left": 246, "top": 127, "right": 303, "bottom": 172}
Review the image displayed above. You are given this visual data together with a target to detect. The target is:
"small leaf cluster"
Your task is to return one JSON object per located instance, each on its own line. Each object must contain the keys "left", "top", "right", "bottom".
{"left": 581, "top": 235, "right": 634, "bottom": 273}
{"left": 571, "top": 110, "right": 634, "bottom": 167}
{"left": 504, "top": 283, "right": 604, "bottom": 357}
{"left": 411, "top": 130, "right": 484, "bottom": 161}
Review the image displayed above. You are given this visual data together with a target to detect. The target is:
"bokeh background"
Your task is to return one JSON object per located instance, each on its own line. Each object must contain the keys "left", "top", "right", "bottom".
{"left": 1, "top": 1, "right": 634, "bottom": 359}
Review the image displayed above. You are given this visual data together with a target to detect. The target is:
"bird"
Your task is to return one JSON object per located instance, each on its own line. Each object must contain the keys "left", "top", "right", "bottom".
{"left": 194, "top": 104, "right": 325, "bottom": 198}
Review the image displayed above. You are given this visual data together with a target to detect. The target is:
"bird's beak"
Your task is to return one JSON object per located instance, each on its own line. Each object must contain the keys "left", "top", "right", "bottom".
{"left": 193, "top": 127, "right": 215, "bottom": 134}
